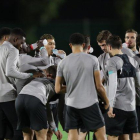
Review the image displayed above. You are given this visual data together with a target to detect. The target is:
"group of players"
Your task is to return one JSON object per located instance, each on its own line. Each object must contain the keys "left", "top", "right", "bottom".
{"left": 0, "top": 27, "right": 140, "bottom": 140}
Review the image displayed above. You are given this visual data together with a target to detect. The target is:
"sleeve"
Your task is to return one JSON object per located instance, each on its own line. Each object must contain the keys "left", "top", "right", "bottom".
{"left": 121, "top": 47, "right": 135, "bottom": 57}
{"left": 106, "top": 59, "right": 118, "bottom": 107}
{"left": 56, "top": 61, "right": 63, "bottom": 77}
{"left": 93, "top": 56, "right": 100, "bottom": 71}
{"left": 28, "top": 57, "right": 50, "bottom": 66}
{"left": 135, "top": 60, "right": 140, "bottom": 87}
{"left": 54, "top": 57, "right": 62, "bottom": 65}
{"left": 39, "top": 47, "right": 50, "bottom": 65}
{"left": 46, "top": 103, "right": 57, "bottom": 131}
{"left": 98, "top": 55, "right": 101, "bottom": 66}
{"left": 6, "top": 48, "right": 31, "bottom": 79}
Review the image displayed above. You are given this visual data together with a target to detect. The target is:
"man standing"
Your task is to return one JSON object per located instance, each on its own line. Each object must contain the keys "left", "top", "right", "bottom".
{"left": 0, "top": 28, "right": 33, "bottom": 140}
{"left": 106, "top": 35, "right": 140, "bottom": 140}
{"left": 55, "top": 33, "right": 109, "bottom": 140}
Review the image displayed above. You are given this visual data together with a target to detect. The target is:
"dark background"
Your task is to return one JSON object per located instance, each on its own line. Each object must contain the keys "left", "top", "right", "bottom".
{"left": 0, "top": 0, "right": 140, "bottom": 56}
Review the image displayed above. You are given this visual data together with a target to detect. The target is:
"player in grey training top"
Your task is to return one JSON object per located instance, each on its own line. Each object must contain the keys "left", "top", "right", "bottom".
{"left": 38, "top": 34, "right": 66, "bottom": 139}
{"left": 15, "top": 66, "right": 62, "bottom": 140}
{"left": 106, "top": 35, "right": 140, "bottom": 140}
{"left": 133, "top": 45, "right": 140, "bottom": 138}
{"left": 55, "top": 33, "right": 109, "bottom": 140}
{"left": 0, "top": 28, "right": 33, "bottom": 140}
{"left": 97, "top": 30, "right": 135, "bottom": 90}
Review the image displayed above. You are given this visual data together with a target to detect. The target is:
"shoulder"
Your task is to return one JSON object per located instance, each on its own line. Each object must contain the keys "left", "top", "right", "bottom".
{"left": 98, "top": 52, "right": 105, "bottom": 61}
{"left": 128, "top": 55, "right": 139, "bottom": 68}
{"left": 121, "top": 47, "right": 134, "bottom": 57}
{"left": 107, "top": 56, "right": 123, "bottom": 70}
{"left": 133, "top": 55, "right": 140, "bottom": 62}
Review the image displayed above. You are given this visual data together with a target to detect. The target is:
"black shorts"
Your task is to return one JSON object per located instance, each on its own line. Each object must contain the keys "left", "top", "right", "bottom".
{"left": 106, "top": 108, "right": 138, "bottom": 136}
{"left": 15, "top": 94, "right": 48, "bottom": 131}
{"left": 65, "top": 102, "right": 105, "bottom": 132}
{"left": 0, "top": 100, "right": 23, "bottom": 140}
{"left": 136, "top": 106, "right": 140, "bottom": 133}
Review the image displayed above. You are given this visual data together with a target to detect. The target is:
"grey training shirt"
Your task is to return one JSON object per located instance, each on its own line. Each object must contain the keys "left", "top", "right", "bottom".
{"left": 106, "top": 55, "right": 140, "bottom": 111}
{"left": 57, "top": 52, "right": 99, "bottom": 109}
{"left": 19, "top": 78, "right": 55, "bottom": 105}
{"left": 0, "top": 41, "right": 31, "bottom": 102}
{"left": 133, "top": 55, "right": 140, "bottom": 106}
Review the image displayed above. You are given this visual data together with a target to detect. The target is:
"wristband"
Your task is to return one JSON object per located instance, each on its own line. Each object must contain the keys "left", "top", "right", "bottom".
{"left": 54, "top": 127, "right": 58, "bottom": 132}
{"left": 30, "top": 73, "right": 33, "bottom": 77}
{"left": 39, "top": 46, "right": 45, "bottom": 51}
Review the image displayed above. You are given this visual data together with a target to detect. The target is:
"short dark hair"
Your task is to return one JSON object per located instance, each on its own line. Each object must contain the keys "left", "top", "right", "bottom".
{"left": 137, "top": 34, "right": 140, "bottom": 47}
{"left": 125, "top": 29, "right": 138, "bottom": 37}
{"left": 97, "top": 30, "right": 112, "bottom": 43}
{"left": 106, "top": 35, "right": 122, "bottom": 49}
{"left": 11, "top": 28, "right": 26, "bottom": 38}
{"left": 0, "top": 27, "right": 11, "bottom": 40}
{"left": 84, "top": 36, "right": 90, "bottom": 50}
{"left": 69, "top": 33, "right": 85, "bottom": 45}
{"left": 45, "top": 65, "right": 57, "bottom": 79}
{"left": 40, "top": 34, "right": 55, "bottom": 40}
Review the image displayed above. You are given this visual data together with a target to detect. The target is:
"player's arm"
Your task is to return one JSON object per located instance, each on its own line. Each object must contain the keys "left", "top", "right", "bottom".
{"left": 106, "top": 59, "right": 119, "bottom": 118}
{"left": 55, "top": 61, "right": 66, "bottom": 94}
{"left": 55, "top": 76, "right": 66, "bottom": 94}
{"left": 94, "top": 70, "right": 109, "bottom": 109}
{"left": 134, "top": 61, "right": 140, "bottom": 97}
{"left": 93, "top": 56, "right": 109, "bottom": 109}
{"left": 46, "top": 103, "right": 62, "bottom": 139}
{"left": 6, "top": 48, "right": 31, "bottom": 79}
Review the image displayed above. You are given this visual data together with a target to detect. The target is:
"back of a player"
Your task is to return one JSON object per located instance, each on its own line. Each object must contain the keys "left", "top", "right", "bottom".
{"left": 56, "top": 33, "right": 109, "bottom": 140}
{"left": 61, "top": 52, "right": 98, "bottom": 108}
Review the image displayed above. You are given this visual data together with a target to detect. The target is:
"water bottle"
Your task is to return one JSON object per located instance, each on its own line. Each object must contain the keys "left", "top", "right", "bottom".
{"left": 52, "top": 49, "right": 65, "bottom": 59}
{"left": 30, "top": 39, "right": 48, "bottom": 50}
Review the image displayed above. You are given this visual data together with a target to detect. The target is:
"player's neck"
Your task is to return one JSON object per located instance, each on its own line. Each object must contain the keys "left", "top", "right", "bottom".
{"left": 130, "top": 46, "right": 137, "bottom": 52}
{"left": 112, "top": 49, "right": 123, "bottom": 56}
{"left": 72, "top": 46, "right": 83, "bottom": 54}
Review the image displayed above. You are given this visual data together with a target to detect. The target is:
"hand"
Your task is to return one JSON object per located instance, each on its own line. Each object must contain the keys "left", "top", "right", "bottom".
{"left": 107, "top": 107, "right": 115, "bottom": 118}
{"left": 37, "top": 40, "right": 44, "bottom": 49}
{"left": 58, "top": 50, "right": 66, "bottom": 54}
{"left": 54, "top": 130, "right": 62, "bottom": 140}
{"left": 56, "top": 50, "right": 66, "bottom": 59}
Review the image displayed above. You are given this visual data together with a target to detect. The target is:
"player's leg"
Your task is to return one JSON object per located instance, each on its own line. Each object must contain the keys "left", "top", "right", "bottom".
{"left": 27, "top": 96, "right": 48, "bottom": 140}
{"left": 0, "top": 104, "right": 7, "bottom": 139}
{"left": 65, "top": 105, "right": 82, "bottom": 140}
{"left": 118, "top": 134, "right": 129, "bottom": 140}
{"left": 69, "top": 129, "right": 78, "bottom": 140}
{"left": 78, "top": 132, "right": 87, "bottom": 140}
{"left": 46, "top": 129, "right": 53, "bottom": 140}
{"left": 3, "top": 100, "right": 23, "bottom": 140}
{"left": 22, "top": 128, "right": 34, "bottom": 140}
{"left": 35, "top": 129, "right": 48, "bottom": 140}
{"left": 94, "top": 126, "right": 107, "bottom": 140}
{"left": 80, "top": 103, "right": 106, "bottom": 140}
{"left": 123, "top": 110, "right": 138, "bottom": 140}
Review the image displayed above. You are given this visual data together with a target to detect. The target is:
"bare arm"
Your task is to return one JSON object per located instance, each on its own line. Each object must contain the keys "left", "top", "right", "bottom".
{"left": 94, "top": 70, "right": 109, "bottom": 108}
{"left": 55, "top": 76, "right": 66, "bottom": 94}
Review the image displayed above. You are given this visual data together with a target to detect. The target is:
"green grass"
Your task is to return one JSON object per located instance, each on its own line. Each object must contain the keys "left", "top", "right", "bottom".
{"left": 52, "top": 123, "right": 93, "bottom": 140}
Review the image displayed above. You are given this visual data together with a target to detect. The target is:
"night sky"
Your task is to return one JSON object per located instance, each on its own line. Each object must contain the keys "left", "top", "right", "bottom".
{"left": 0, "top": 0, "right": 140, "bottom": 23}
